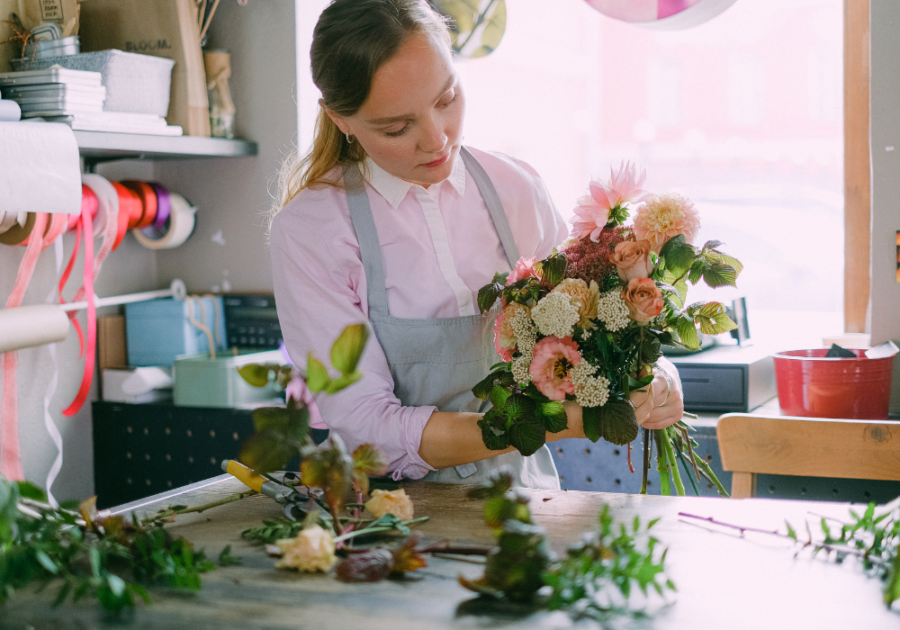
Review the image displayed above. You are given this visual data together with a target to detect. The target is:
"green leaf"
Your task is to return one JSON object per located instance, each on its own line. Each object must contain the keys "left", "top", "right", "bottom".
{"left": 478, "top": 417, "right": 510, "bottom": 451}
{"left": 306, "top": 353, "right": 330, "bottom": 392}
{"left": 534, "top": 251, "right": 567, "bottom": 287}
{"left": 17, "top": 480, "right": 48, "bottom": 502}
{"left": 490, "top": 386, "right": 512, "bottom": 411}
{"left": 701, "top": 263, "right": 737, "bottom": 288}
{"left": 503, "top": 394, "right": 536, "bottom": 419}
{"left": 674, "top": 315, "right": 700, "bottom": 351}
{"left": 237, "top": 364, "right": 271, "bottom": 388}
{"left": 582, "top": 406, "right": 602, "bottom": 443}
{"left": 218, "top": 545, "right": 241, "bottom": 566}
{"left": 658, "top": 234, "right": 695, "bottom": 276}
{"left": 331, "top": 323, "right": 369, "bottom": 375}
{"left": 467, "top": 470, "right": 514, "bottom": 500}
{"left": 692, "top": 302, "right": 739, "bottom": 335}
{"left": 688, "top": 259, "right": 705, "bottom": 284}
{"left": 477, "top": 281, "right": 503, "bottom": 314}
{"left": 35, "top": 549, "right": 58, "bottom": 574}
{"left": 484, "top": 496, "right": 516, "bottom": 528}
{"left": 595, "top": 400, "right": 639, "bottom": 446}
{"left": 508, "top": 419, "right": 546, "bottom": 456}
{"left": 324, "top": 370, "right": 362, "bottom": 394}
{"left": 240, "top": 429, "right": 298, "bottom": 474}
{"left": 536, "top": 402, "right": 568, "bottom": 433}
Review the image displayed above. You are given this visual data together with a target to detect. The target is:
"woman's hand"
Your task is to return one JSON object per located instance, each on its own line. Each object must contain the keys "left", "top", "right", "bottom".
{"left": 629, "top": 359, "right": 684, "bottom": 430}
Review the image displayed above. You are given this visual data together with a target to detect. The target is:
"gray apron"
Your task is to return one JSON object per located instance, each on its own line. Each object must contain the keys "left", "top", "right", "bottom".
{"left": 344, "top": 147, "right": 560, "bottom": 490}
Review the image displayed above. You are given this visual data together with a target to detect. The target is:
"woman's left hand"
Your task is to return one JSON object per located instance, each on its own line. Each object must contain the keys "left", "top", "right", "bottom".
{"left": 629, "top": 357, "right": 684, "bottom": 430}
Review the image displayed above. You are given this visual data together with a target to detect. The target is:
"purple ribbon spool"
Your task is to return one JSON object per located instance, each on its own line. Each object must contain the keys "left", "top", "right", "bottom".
{"left": 142, "top": 182, "right": 172, "bottom": 239}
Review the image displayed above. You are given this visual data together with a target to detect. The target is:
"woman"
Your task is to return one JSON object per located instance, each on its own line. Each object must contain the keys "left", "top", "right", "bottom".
{"left": 270, "top": 0, "right": 684, "bottom": 489}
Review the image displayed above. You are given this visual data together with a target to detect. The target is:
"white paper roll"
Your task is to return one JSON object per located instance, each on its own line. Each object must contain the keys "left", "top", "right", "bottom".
{"left": 0, "top": 99, "right": 21, "bottom": 122}
{"left": 0, "top": 305, "right": 69, "bottom": 353}
{"left": 133, "top": 193, "right": 197, "bottom": 250}
{"left": 0, "top": 122, "right": 81, "bottom": 215}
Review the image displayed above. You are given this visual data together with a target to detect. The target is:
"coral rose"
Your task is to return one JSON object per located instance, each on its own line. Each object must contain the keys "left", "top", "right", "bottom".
{"left": 275, "top": 525, "right": 337, "bottom": 572}
{"left": 506, "top": 257, "right": 538, "bottom": 286}
{"left": 622, "top": 278, "right": 664, "bottom": 323}
{"left": 633, "top": 193, "right": 701, "bottom": 253}
{"left": 608, "top": 240, "right": 654, "bottom": 282}
{"left": 529, "top": 336, "right": 582, "bottom": 401}
{"left": 365, "top": 489, "right": 415, "bottom": 521}
{"left": 551, "top": 278, "right": 600, "bottom": 331}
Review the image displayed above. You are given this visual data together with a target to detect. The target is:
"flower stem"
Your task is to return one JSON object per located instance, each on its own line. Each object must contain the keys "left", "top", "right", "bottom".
{"left": 675, "top": 444, "right": 700, "bottom": 495}
{"left": 332, "top": 516, "right": 430, "bottom": 544}
{"left": 654, "top": 430, "right": 672, "bottom": 495}
{"left": 140, "top": 490, "right": 257, "bottom": 526}
{"left": 693, "top": 454, "right": 730, "bottom": 498}
{"left": 640, "top": 428, "right": 651, "bottom": 494}
{"left": 662, "top": 427, "right": 685, "bottom": 496}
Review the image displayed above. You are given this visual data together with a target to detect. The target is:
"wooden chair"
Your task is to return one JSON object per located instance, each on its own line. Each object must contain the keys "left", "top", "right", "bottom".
{"left": 716, "top": 414, "right": 900, "bottom": 498}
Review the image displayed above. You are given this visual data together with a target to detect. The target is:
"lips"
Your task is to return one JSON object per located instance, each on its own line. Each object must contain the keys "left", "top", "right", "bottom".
{"left": 423, "top": 154, "right": 450, "bottom": 168}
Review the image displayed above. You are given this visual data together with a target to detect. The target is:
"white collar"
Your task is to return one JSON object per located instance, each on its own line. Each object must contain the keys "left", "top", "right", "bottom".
{"left": 363, "top": 152, "right": 467, "bottom": 209}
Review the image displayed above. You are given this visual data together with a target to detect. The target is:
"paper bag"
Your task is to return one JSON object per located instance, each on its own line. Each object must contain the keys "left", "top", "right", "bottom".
{"left": 78, "top": 0, "right": 210, "bottom": 136}
{"left": 18, "top": 0, "right": 82, "bottom": 35}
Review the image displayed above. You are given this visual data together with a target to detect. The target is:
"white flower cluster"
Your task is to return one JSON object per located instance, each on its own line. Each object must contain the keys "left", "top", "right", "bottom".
{"left": 531, "top": 292, "right": 580, "bottom": 339}
{"left": 597, "top": 290, "right": 630, "bottom": 332}
{"left": 570, "top": 360, "right": 611, "bottom": 408}
{"left": 510, "top": 309, "right": 537, "bottom": 384}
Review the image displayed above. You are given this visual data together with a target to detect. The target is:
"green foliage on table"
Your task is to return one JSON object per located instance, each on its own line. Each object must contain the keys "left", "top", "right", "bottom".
{"left": 461, "top": 471, "right": 675, "bottom": 619}
{"left": 0, "top": 477, "right": 214, "bottom": 613}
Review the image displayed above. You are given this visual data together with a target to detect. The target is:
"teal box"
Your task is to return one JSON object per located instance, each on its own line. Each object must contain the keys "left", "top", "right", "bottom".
{"left": 173, "top": 350, "right": 285, "bottom": 408}
{"left": 126, "top": 297, "right": 226, "bottom": 367}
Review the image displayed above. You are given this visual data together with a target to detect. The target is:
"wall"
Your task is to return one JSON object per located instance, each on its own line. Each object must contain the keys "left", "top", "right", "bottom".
{"left": 868, "top": 0, "right": 900, "bottom": 413}
{"left": 154, "top": 0, "right": 300, "bottom": 294}
{"left": 0, "top": 0, "right": 299, "bottom": 501}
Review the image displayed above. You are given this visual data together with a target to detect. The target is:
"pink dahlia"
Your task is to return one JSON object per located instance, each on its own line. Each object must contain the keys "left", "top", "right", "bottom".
{"left": 506, "top": 256, "right": 538, "bottom": 286}
{"left": 570, "top": 193, "right": 610, "bottom": 242}
{"left": 602, "top": 160, "right": 650, "bottom": 208}
{"left": 529, "top": 336, "right": 582, "bottom": 401}
{"left": 633, "top": 193, "right": 701, "bottom": 253}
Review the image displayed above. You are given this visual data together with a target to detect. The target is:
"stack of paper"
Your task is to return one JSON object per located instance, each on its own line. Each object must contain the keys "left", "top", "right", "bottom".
{"left": 0, "top": 68, "right": 182, "bottom": 136}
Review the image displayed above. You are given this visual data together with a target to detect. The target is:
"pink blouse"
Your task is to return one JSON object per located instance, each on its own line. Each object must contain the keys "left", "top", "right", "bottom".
{"left": 269, "top": 147, "right": 568, "bottom": 480}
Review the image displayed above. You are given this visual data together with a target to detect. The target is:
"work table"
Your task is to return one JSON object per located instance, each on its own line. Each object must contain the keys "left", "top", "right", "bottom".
{"left": 2, "top": 477, "right": 898, "bottom": 629}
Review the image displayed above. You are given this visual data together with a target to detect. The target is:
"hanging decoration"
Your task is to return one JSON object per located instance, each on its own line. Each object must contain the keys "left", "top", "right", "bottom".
{"left": 429, "top": 0, "right": 507, "bottom": 59}
{"left": 583, "top": 0, "right": 737, "bottom": 30}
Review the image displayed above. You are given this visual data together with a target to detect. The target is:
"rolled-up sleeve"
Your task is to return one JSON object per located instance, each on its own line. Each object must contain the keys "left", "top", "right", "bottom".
{"left": 270, "top": 207, "right": 436, "bottom": 480}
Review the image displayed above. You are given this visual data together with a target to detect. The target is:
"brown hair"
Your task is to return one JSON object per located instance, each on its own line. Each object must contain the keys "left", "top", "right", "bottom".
{"left": 273, "top": 0, "right": 451, "bottom": 217}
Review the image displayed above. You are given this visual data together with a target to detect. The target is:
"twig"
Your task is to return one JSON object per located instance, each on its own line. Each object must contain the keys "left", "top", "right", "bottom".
{"left": 432, "top": 553, "right": 486, "bottom": 565}
{"left": 627, "top": 442, "right": 635, "bottom": 474}
{"left": 139, "top": 490, "right": 257, "bottom": 526}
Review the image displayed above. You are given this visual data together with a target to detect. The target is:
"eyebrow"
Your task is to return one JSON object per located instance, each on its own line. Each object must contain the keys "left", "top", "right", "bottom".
{"left": 365, "top": 75, "right": 456, "bottom": 125}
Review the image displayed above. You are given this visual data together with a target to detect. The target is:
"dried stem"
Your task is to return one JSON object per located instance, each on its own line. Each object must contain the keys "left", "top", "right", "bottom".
{"left": 139, "top": 490, "right": 257, "bottom": 526}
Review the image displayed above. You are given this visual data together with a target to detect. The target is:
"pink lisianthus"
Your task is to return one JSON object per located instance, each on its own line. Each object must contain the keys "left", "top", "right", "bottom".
{"left": 633, "top": 193, "right": 701, "bottom": 253}
{"left": 529, "top": 336, "right": 582, "bottom": 401}
{"left": 506, "top": 257, "right": 538, "bottom": 285}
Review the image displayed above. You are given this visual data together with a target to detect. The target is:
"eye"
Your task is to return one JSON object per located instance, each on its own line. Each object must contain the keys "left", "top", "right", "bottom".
{"left": 384, "top": 125, "right": 409, "bottom": 137}
{"left": 439, "top": 90, "right": 457, "bottom": 108}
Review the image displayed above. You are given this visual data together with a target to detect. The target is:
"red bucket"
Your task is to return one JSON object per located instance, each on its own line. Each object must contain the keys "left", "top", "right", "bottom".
{"left": 773, "top": 348, "right": 894, "bottom": 420}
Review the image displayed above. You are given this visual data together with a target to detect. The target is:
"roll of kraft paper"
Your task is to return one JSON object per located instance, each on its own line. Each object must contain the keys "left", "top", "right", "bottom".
{"left": 0, "top": 305, "right": 70, "bottom": 354}
{"left": 133, "top": 193, "right": 197, "bottom": 250}
{"left": 0, "top": 122, "right": 81, "bottom": 216}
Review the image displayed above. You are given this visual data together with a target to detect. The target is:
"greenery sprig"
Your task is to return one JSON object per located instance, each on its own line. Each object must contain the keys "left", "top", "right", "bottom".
{"left": 459, "top": 471, "right": 675, "bottom": 620}
{"left": 0, "top": 478, "right": 215, "bottom": 613}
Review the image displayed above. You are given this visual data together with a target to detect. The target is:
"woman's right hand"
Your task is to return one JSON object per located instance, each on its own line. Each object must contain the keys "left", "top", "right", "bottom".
{"left": 629, "top": 368, "right": 684, "bottom": 430}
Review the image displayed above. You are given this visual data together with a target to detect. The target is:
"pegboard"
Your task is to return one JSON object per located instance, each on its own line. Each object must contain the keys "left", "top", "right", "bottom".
{"left": 92, "top": 402, "right": 327, "bottom": 509}
{"left": 550, "top": 425, "right": 900, "bottom": 503}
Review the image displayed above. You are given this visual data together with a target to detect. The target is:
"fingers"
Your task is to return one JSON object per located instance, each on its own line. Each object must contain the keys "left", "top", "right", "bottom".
{"left": 632, "top": 372, "right": 684, "bottom": 430}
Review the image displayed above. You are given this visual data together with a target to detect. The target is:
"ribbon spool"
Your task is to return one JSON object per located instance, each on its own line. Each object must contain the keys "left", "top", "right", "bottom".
{"left": 0, "top": 212, "right": 36, "bottom": 246}
{"left": 146, "top": 182, "right": 171, "bottom": 238}
{"left": 0, "top": 211, "right": 26, "bottom": 234}
{"left": 120, "top": 180, "right": 158, "bottom": 230}
{"left": 133, "top": 193, "right": 197, "bottom": 250}
{"left": 110, "top": 182, "right": 141, "bottom": 250}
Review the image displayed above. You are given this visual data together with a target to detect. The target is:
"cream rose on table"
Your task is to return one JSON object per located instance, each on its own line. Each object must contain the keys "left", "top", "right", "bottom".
{"left": 365, "top": 488, "right": 415, "bottom": 521}
{"left": 275, "top": 525, "right": 337, "bottom": 572}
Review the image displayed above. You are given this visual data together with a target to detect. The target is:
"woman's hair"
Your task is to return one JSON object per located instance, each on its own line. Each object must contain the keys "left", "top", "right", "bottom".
{"left": 273, "top": 0, "right": 451, "bottom": 217}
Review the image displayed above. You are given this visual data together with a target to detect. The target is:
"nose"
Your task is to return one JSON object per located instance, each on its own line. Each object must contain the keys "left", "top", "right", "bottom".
{"left": 418, "top": 116, "right": 447, "bottom": 154}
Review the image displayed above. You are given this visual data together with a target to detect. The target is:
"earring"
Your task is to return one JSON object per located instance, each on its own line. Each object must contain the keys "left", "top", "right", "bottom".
{"left": 345, "top": 133, "right": 354, "bottom": 144}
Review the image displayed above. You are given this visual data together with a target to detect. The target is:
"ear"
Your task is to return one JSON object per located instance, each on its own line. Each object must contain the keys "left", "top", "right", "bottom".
{"left": 322, "top": 104, "right": 352, "bottom": 136}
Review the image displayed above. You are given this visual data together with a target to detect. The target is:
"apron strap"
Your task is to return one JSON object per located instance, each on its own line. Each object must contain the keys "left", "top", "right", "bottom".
{"left": 460, "top": 147, "right": 520, "bottom": 267}
{"left": 343, "top": 163, "right": 391, "bottom": 317}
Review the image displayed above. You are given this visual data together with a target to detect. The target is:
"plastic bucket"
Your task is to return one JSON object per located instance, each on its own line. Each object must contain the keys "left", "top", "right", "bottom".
{"left": 773, "top": 348, "right": 894, "bottom": 420}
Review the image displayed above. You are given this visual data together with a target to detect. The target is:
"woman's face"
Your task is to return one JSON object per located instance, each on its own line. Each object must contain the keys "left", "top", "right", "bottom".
{"left": 327, "top": 32, "right": 465, "bottom": 188}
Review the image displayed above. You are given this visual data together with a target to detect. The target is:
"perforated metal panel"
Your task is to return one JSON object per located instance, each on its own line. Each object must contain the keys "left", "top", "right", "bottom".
{"left": 92, "top": 402, "right": 327, "bottom": 509}
{"left": 549, "top": 425, "right": 900, "bottom": 503}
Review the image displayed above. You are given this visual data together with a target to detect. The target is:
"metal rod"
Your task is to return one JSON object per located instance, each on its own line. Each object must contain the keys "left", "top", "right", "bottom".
{"left": 60, "top": 278, "right": 186, "bottom": 313}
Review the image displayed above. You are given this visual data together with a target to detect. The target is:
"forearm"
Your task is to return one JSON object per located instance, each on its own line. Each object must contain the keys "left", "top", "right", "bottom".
{"left": 418, "top": 401, "right": 584, "bottom": 469}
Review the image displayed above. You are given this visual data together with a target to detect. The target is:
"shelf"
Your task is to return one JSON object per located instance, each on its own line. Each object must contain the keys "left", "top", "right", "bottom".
{"left": 74, "top": 131, "right": 258, "bottom": 167}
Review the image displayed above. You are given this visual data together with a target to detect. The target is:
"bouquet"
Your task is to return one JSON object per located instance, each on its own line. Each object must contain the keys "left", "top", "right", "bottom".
{"left": 473, "top": 162, "right": 741, "bottom": 496}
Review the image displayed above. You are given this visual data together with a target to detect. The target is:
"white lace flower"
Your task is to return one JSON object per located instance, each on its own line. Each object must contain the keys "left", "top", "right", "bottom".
{"left": 569, "top": 360, "right": 611, "bottom": 408}
{"left": 531, "top": 292, "right": 580, "bottom": 339}
{"left": 597, "top": 290, "right": 630, "bottom": 332}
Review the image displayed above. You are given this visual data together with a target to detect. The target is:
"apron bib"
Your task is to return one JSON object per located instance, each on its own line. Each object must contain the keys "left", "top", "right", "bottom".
{"left": 344, "top": 147, "right": 559, "bottom": 490}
